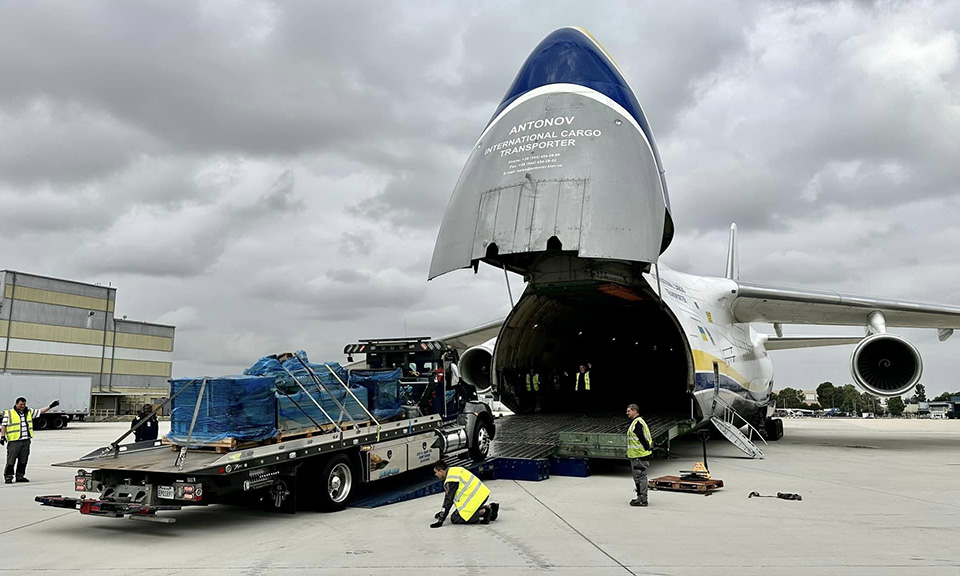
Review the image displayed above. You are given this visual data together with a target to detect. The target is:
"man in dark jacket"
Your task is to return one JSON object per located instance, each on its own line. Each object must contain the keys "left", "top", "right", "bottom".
{"left": 131, "top": 404, "right": 159, "bottom": 442}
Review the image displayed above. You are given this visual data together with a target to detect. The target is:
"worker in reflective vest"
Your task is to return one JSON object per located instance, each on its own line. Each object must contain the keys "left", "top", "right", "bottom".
{"left": 625, "top": 403, "right": 653, "bottom": 507}
{"left": 525, "top": 369, "right": 540, "bottom": 413}
{"left": 574, "top": 364, "right": 591, "bottom": 413}
{"left": 430, "top": 461, "right": 499, "bottom": 527}
{"left": 2, "top": 396, "right": 59, "bottom": 484}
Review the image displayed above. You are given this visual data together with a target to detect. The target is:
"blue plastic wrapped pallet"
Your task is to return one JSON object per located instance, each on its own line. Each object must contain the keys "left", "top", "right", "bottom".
{"left": 167, "top": 376, "right": 278, "bottom": 445}
{"left": 244, "top": 351, "right": 348, "bottom": 394}
{"left": 348, "top": 369, "right": 403, "bottom": 421}
{"left": 277, "top": 386, "right": 370, "bottom": 435}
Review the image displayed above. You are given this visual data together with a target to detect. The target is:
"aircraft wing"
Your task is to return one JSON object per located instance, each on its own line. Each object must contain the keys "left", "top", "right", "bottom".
{"left": 762, "top": 335, "right": 864, "bottom": 350}
{"left": 437, "top": 319, "right": 503, "bottom": 350}
{"left": 732, "top": 281, "right": 960, "bottom": 332}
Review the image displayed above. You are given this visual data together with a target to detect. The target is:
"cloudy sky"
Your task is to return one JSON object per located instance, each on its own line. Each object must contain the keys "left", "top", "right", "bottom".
{"left": 2, "top": 1, "right": 959, "bottom": 396}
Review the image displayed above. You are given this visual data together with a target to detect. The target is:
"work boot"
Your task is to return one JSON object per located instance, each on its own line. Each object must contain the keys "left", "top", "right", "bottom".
{"left": 479, "top": 510, "right": 490, "bottom": 525}
{"left": 629, "top": 498, "right": 648, "bottom": 507}
{"left": 4, "top": 477, "right": 11, "bottom": 484}
{"left": 489, "top": 502, "right": 499, "bottom": 521}
{"left": 15, "top": 477, "right": 29, "bottom": 483}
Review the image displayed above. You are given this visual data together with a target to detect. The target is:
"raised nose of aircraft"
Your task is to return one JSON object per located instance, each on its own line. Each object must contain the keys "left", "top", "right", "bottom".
{"left": 429, "top": 27, "right": 674, "bottom": 280}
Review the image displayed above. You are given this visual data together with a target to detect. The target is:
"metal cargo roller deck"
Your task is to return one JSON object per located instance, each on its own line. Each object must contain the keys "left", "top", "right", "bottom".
{"left": 490, "top": 413, "right": 694, "bottom": 460}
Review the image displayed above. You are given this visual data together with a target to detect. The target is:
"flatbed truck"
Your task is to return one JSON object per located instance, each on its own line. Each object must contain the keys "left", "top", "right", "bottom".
{"left": 37, "top": 346, "right": 494, "bottom": 523}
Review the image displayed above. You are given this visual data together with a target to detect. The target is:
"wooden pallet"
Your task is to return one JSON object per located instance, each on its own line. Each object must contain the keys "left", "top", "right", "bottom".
{"left": 161, "top": 419, "right": 376, "bottom": 453}
{"left": 648, "top": 475, "right": 724, "bottom": 493}
{"left": 276, "top": 418, "right": 373, "bottom": 442}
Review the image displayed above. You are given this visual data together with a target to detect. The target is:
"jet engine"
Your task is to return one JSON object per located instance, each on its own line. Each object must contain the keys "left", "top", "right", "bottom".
{"left": 459, "top": 337, "right": 496, "bottom": 392}
{"left": 850, "top": 333, "right": 923, "bottom": 398}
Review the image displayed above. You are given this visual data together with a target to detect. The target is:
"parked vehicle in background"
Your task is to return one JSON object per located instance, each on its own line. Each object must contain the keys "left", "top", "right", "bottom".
{"left": 0, "top": 374, "right": 90, "bottom": 429}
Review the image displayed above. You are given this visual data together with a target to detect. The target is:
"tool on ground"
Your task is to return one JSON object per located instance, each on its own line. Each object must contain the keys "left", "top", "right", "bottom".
{"left": 748, "top": 491, "right": 802, "bottom": 501}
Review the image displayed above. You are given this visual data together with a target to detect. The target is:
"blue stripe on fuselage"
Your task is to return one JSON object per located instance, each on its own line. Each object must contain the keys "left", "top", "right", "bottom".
{"left": 694, "top": 372, "right": 768, "bottom": 402}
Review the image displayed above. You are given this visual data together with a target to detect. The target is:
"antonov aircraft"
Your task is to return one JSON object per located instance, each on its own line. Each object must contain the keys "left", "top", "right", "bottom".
{"left": 428, "top": 27, "right": 960, "bottom": 442}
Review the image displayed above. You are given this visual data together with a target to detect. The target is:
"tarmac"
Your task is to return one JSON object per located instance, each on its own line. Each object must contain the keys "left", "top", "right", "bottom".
{"left": 1, "top": 418, "right": 958, "bottom": 575}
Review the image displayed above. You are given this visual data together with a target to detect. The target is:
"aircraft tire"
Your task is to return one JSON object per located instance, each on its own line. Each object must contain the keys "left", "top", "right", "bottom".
{"left": 764, "top": 418, "right": 783, "bottom": 441}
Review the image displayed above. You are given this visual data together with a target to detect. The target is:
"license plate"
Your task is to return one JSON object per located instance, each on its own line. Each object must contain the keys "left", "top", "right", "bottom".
{"left": 157, "top": 486, "right": 174, "bottom": 500}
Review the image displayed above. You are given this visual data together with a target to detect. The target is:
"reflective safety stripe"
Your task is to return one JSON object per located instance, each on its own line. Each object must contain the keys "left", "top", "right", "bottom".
{"left": 525, "top": 374, "right": 540, "bottom": 392}
{"left": 627, "top": 416, "right": 653, "bottom": 458}
{"left": 446, "top": 466, "right": 491, "bottom": 521}
{"left": 575, "top": 371, "right": 591, "bottom": 391}
{"left": 4, "top": 409, "right": 33, "bottom": 441}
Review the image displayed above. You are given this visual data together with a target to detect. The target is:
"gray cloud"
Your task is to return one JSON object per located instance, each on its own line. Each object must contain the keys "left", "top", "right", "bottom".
{"left": 1, "top": 1, "right": 959, "bottom": 397}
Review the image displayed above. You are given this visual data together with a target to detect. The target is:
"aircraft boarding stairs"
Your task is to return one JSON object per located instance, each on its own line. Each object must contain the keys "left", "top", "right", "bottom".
{"left": 710, "top": 395, "right": 767, "bottom": 459}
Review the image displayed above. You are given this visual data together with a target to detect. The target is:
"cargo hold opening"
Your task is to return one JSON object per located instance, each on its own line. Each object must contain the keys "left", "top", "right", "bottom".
{"left": 493, "top": 286, "right": 693, "bottom": 416}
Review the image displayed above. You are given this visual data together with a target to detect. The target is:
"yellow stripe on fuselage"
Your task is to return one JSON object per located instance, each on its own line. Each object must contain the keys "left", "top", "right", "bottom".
{"left": 691, "top": 349, "right": 749, "bottom": 387}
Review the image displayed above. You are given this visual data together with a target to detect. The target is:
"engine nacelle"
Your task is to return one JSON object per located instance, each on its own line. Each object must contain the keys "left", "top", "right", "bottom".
{"left": 850, "top": 333, "right": 923, "bottom": 398}
{"left": 459, "top": 337, "right": 496, "bottom": 392}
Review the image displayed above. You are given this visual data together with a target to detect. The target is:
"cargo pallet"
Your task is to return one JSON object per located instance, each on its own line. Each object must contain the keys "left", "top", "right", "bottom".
{"left": 648, "top": 475, "right": 724, "bottom": 493}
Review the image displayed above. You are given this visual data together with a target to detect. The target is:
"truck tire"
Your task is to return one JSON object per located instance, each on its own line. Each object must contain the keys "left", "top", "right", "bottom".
{"left": 317, "top": 454, "right": 355, "bottom": 512}
{"left": 61, "top": 416, "right": 69, "bottom": 428}
{"left": 468, "top": 419, "right": 494, "bottom": 461}
{"left": 35, "top": 416, "right": 50, "bottom": 431}
{"left": 51, "top": 416, "right": 66, "bottom": 430}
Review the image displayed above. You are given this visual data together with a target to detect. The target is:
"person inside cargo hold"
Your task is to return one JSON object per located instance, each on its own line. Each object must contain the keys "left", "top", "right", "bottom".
{"left": 575, "top": 364, "right": 591, "bottom": 413}
{"left": 430, "top": 461, "right": 499, "bottom": 527}
{"left": 1, "top": 396, "right": 59, "bottom": 484}
{"left": 131, "top": 404, "right": 159, "bottom": 442}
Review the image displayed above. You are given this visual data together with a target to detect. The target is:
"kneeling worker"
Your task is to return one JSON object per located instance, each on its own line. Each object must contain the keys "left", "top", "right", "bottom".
{"left": 430, "top": 461, "right": 499, "bottom": 527}
{"left": 626, "top": 403, "right": 653, "bottom": 507}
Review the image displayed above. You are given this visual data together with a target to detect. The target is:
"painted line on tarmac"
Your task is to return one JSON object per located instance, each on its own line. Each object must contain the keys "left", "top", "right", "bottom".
{"left": 513, "top": 480, "right": 640, "bottom": 576}
{"left": 0, "top": 512, "right": 73, "bottom": 536}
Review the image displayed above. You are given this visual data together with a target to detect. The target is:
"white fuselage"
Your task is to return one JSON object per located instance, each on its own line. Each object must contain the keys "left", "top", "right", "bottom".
{"left": 646, "top": 263, "right": 774, "bottom": 422}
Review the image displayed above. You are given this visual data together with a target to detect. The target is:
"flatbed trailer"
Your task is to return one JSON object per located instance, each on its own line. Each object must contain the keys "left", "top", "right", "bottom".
{"left": 37, "top": 402, "right": 495, "bottom": 522}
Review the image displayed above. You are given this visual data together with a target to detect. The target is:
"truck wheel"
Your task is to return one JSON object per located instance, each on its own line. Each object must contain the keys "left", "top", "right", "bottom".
{"left": 469, "top": 420, "right": 494, "bottom": 461}
{"left": 51, "top": 416, "right": 65, "bottom": 430}
{"left": 60, "top": 416, "right": 69, "bottom": 428}
{"left": 317, "top": 454, "right": 355, "bottom": 512}
{"left": 765, "top": 418, "right": 783, "bottom": 441}
{"left": 35, "top": 416, "right": 50, "bottom": 431}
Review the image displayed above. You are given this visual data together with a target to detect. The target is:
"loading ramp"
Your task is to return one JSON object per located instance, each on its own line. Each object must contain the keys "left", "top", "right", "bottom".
{"left": 348, "top": 413, "right": 695, "bottom": 509}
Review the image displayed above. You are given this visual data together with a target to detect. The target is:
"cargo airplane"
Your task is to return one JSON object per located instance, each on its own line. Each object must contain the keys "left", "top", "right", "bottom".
{"left": 428, "top": 27, "right": 960, "bottom": 442}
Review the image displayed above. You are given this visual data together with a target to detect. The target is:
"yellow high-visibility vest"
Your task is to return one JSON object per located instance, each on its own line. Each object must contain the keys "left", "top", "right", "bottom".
{"left": 575, "top": 371, "right": 591, "bottom": 391}
{"left": 4, "top": 409, "right": 33, "bottom": 442}
{"left": 445, "top": 466, "right": 490, "bottom": 521}
{"left": 525, "top": 374, "right": 540, "bottom": 392}
{"left": 627, "top": 415, "right": 653, "bottom": 458}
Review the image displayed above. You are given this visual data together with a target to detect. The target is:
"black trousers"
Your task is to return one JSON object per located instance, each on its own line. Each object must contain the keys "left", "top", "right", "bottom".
{"left": 4, "top": 439, "right": 31, "bottom": 480}
{"left": 450, "top": 497, "right": 489, "bottom": 525}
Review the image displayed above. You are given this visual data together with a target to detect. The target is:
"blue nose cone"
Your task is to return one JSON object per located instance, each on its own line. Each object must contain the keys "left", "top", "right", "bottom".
{"left": 491, "top": 28, "right": 652, "bottom": 147}
{"left": 490, "top": 27, "right": 673, "bottom": 246}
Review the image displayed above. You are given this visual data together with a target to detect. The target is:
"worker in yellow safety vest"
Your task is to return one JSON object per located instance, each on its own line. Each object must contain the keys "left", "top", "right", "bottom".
{"left": 430, "top": 461, "right": 499, "bottom": 527}
{"left": 574, "top": 364, "right": 591, "bottom": 413}
{"left": 625, "top": 403, "right": 653, "bottom": 506}
{"left": 2, "top": 396, "right": 59, "bottom": 484}
{"left": 525, "top": 369, "right": 540, "bottom": 413}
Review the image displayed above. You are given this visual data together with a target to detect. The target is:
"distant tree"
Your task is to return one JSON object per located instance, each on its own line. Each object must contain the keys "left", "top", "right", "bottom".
{"left": 808, "top": 403, "right": 822, "bottom": 412}
{"left": 776, "top": 387, "right": 806, "bottom": 409}
{"left": 915, "top": 384, "right": 927, "bottom": 402}
{"left": 887, "top": 396, "right": 905, "bottom": 416}
{"left": 840, "top": 384, "right": 862, "bottom": 415}
{"left": 933, "top": 390, "right": 960, "bottom": 402}
{"left": 817, "top": 382, "right": 837, "bottom": 408}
